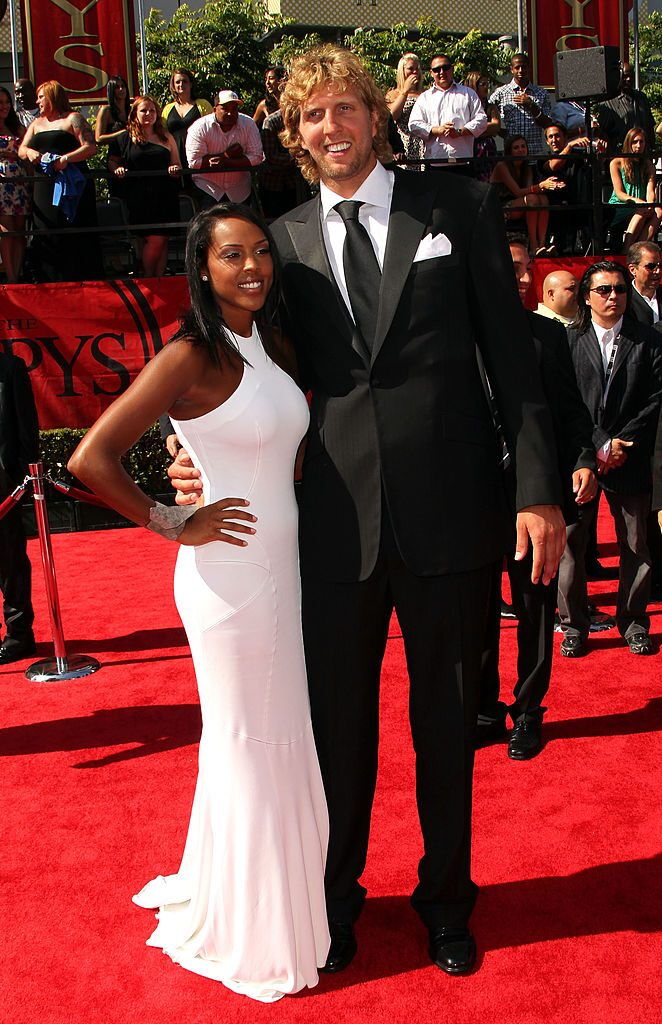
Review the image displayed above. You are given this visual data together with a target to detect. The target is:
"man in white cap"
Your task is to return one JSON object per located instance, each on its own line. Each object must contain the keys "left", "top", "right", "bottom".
{"left": 185, "top": 89, "right": 263, "bottom": 206}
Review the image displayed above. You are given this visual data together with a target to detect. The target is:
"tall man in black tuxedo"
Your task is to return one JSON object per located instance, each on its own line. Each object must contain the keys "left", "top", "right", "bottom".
{"left": 0, "top": 351, "right": 39, "bottom": 663}
{"left": 171, "top": 46, "right": 565, "bottom": 975}
{"left": 272, "top": 46, "right": 564, "bottom": 974}
{"left": 558, "top": 262, "right": 662, "bottom": 657}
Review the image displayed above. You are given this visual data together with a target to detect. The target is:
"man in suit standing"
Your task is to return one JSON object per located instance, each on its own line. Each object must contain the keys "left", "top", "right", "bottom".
{"left": 273, "top": 46, "right": 565, "bottom": 974}
{"left": 478, "top": 241, "right": 596, "bottom": 759}
{"left": 627, "top": 241, "right": 661, "bottom": 329}
{"left": 557, "top": 261, "right": 662, "bottom": 657}
{"left": 0, "top": 351, "right": 39, "bottom": 663}
{"left": 171, "top": 46, "right": 565, "bottom": 975}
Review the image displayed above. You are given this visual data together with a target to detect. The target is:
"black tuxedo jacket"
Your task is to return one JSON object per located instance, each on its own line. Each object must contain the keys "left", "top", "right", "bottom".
{"left": 271, "top": 169, "right": 561, "bottom": 582}
{"left": 566, "top": 316, "right": 662, "bottom": 495}
{"left": 526, "top": 311, "right": 595, "bottom": 521}
{"left": 629, "top": 286, "right": 662, "bottom": 330}
{"left": 0, "top": 353, "right": 39, "bottom": 497}
{"left": 653, "top": 405, "right": 662, "bottom": 511}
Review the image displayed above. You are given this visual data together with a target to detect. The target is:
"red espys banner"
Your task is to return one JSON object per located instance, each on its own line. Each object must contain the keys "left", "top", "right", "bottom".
{"left": 21, "top": 0, "right": 138, "bottom": 105}
{"left": 0, "top": 260, "right": 626, "bottom": 431}
{"left": 0, "top": 277, "right": 189, "bottom": 429}
{"left": 527, "top": 0, "right": 632, "bottom": 89}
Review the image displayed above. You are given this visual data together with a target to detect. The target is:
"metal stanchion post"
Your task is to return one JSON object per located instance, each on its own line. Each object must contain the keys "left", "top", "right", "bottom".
{"left": 25, "top": 461, "right": 101, "bottom": 683}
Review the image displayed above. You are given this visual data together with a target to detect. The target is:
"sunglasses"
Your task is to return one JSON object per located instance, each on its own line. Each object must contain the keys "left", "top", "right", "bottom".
{"left": 431, "top": 64, "right": 453, "bottom": 73}
{"left": 642, "top": 261, "right": 662, "bottom": 271}
{"left": 589, "top": 284, "right": 628, "bottom": 296}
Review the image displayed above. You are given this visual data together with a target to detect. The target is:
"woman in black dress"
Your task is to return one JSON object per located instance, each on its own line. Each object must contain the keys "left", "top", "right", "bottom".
{"left": 95, "top": 75, "right": 131, "bottom": 146}
{"left": 161, "top": 68, "right": 212, "bottom": 177}
{"left": 18, "top": 79, "right": 102, "bottom": 282}
{"left": 108, "top": 95, "right": 181, "bottom": 277}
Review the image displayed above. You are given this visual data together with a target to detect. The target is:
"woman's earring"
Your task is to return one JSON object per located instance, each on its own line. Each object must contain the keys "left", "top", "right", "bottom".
{"left": 201, "top": 275, "right": 208, "bottom": 281}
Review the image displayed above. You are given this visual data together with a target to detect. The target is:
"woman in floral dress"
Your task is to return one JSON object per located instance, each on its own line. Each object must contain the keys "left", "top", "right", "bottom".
{"left": 0, "top": 87, "right": 29, "bottom": 282}
{"left": 386, "top": 53, "right": 425, "bottom": 170}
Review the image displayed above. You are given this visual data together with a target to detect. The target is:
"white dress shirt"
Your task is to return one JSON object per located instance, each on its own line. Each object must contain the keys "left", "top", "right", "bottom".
{"left": 634, "top": 285, "right": 660, "bottom": 323}
{"left": 408, "top": 83, "right": 487, "bottom": 161}
{"left": 593, "top": 316, "right": 623, "bottom": 374}
{"left": 535, "top": 302, "right": 574, "bottom": 326}
{"left": 185, "top": 111, "right": 263, "bottom": 202}
{"left": 319, "top": 160, "right": 394, "bottom": 318}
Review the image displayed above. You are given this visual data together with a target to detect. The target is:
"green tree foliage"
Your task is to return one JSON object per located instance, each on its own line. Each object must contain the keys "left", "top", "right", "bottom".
{"left": 635, "top": 11, "right": 662, "bottom": 124}
{"left": 143, "top": 4, "right": 512, "bottom": 109}
{"left": 143, "top": 0, "right": 281, "bottom": 111}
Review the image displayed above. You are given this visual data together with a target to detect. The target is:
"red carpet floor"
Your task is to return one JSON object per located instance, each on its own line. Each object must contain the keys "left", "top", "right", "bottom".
{"left": 2, "top": 509, "right": 660, "bottom": 1024}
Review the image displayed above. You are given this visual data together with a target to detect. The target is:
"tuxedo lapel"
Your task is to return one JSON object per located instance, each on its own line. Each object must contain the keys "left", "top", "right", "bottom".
{"left": 371, "top": 172, "right": 438, "bottom": 365}
{"left": 284, "top": 198, "right": 371, "bottom": 365}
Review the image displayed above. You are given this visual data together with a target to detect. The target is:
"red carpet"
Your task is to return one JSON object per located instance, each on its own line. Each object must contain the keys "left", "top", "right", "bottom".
{"left": 2, "top": 509, "right": 660, "bottom": 1024}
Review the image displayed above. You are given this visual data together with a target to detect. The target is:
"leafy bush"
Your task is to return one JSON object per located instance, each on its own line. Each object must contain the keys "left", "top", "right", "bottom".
{"left": 39, "top": 425, "right": 171, "bottom": 496}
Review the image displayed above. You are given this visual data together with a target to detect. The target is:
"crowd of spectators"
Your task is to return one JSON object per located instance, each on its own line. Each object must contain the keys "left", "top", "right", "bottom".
{"left": 0, "top": 52, "right": 660, "bottom": 283}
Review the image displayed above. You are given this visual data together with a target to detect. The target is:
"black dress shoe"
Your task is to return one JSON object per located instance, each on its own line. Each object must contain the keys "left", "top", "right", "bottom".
{"left": 560, "top": 633, "right": 587, "bottom": 658}
{"left": 508, "top": 718, "right": 542, "bottom": 760}
{"left": 428, "top": 927, "right": 476, "bottom": 975}
{"left": 0, "top": 640, "right": 36, "bottom": 665}
{"left": 626, "top": 632, "right": 653, "bottom": 655}
{"left": 475, "top": 718, "right": 508, "bottom": 748}
{"left": 320, "top": 920, "right": 357, "bottom": 973}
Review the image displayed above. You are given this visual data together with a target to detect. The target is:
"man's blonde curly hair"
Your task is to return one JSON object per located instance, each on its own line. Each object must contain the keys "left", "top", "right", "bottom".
{"left": 279, "top": 45, "right": 393, "bottom": 184}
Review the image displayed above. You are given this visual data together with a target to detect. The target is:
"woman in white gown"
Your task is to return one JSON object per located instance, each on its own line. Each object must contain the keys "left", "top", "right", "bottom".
{"left": 68, "top": 204, "right": 330, "bottom": 1002}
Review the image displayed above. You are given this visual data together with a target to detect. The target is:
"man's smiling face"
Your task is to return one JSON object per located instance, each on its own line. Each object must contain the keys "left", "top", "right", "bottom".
{"left": 296, "top": 85, "right": 377, "bottom": 196}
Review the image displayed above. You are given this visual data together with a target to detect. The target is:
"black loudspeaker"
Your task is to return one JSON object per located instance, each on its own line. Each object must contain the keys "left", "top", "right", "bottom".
{"left": 554, "top": 46, "right": 621, "bottom": 101}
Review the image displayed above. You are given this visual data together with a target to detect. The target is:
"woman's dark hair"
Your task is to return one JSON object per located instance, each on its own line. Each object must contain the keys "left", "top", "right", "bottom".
{"left": 571, "top": 260, "right": 630, "bottom": 333}
{"left": 503, "top": 134, "right": 530, "bottom": 185}
{"left": 264, "top": 66, "right": 286, "bottom": 114}
{"left": 106, "top": 75, "right": 130, "bottom": 125}
{"left": 0, "top": 87, "right": 21, "bottom": 135}
{"left": 171, "top": 203, "right": 282, "bottom": 370}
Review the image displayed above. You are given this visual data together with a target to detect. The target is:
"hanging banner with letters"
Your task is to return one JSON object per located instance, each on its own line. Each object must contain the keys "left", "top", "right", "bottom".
{"left": 20, "top": 0, "right": 138, "bottom": 105}
{"left": 527, "top": 0, "right": 632, "bottom": 89}
{"left": 0, "top": 277, "right": 189, "bottom": 429}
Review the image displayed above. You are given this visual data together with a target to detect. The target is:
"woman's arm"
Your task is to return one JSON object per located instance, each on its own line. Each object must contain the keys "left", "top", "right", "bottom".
{"left": 68, "top": 342, "right": 258, "bottom": 546}
{"left": 385, "top": 88, "right": 408, "bottom": 122}
{"left": 53, "top": 112, "right": 97, "bottom": 172}
{"left": 165, "top": 131, "right": 182, "bottom": 172}
{"left": 645, "top": 162, "right": 656, "bottom": 203}
{"left": 18, "top": 119, "right": 41, "bottom": 163}
{"left": 253, "top": 99, "right": 267, "bottom": 127}
{"left": 95, "top": 105, "right": 125, "bottom": 144}
{"left": 482, "top": 103, "right": 501, "bottom": 138}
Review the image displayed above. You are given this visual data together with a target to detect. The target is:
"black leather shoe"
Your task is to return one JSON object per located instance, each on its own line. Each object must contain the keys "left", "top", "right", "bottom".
{"left": 508, "top": 718, "right": 542, "bottom": 760}
{"left": 0, "top": 640, "right": 36, "bottom": 665}
{"left": 626, "top": 632, "right": 653, "bottom": 655}
{"left": 560, "top": 633, "right": 587, "bottom": 658}
{"left": 475, "top": 718, "right": 508, "bottom": 748}
{"left": 428, "top": 927, "right": 476, "bottom": 975}
{"left": 320, "top": 920, "right": 357, "bottom": 973}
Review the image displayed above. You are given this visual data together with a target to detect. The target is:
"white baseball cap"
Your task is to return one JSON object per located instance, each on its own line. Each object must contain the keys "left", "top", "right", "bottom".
{"left": 215, "top": 90, "right": 242, "bottom": 106}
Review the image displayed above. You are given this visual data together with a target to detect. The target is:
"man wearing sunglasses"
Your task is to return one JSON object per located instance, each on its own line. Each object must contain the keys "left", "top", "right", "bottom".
{"left": 408, "top": 55, "right": 486, "bottom": 170}
{"left": 558, "top": 262, "right": 662, "bottom": 657}
{"left": 626, "top": 241, "right": 662, "bottom": 329}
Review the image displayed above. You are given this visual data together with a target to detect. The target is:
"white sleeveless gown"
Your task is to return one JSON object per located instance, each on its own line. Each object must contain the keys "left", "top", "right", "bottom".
{"left": 133, "top": 324, "right": 330, "bottom": 1001}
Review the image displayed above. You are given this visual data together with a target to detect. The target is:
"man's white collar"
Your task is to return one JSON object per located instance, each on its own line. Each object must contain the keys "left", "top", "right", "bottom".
{"left": 320, "top": 160, "right": 392, "bottom": 220}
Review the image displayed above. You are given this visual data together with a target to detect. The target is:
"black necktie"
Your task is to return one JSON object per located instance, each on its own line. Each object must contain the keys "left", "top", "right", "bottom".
{"left": 335, "top": 201, "right": 381, "bottom": 351}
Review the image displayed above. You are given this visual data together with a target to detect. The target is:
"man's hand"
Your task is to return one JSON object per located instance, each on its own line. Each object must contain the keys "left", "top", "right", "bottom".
{"left": 572, "top": 468, "right": 597, "bottom": 504}
{"left": 658, "top": 509, "right": 662, "bottom": 535}
{"left": 168, "top": 447, "right": 203, "bottom": 505}
{"left": 515, "top": 504, "right": 566, "bottom": 585}
{"left": 609, "top": 438, "right": 633, "bottom": 467}
{"left": 165, "top": 433, "right": 180, "bottom": 459}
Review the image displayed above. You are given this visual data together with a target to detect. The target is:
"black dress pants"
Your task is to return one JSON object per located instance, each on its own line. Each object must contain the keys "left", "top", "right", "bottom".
{"left": 0, "top": 502, "right": 34, "bottom": 645}
{"left": 301, "top": 510, "right": 493, "bottom": 929}
{"left": 479, "top": 555, "right": 556, "bottom": 727}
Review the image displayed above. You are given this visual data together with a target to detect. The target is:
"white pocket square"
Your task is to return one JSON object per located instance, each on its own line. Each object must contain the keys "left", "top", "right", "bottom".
{"left": 412, "top": 232, "right": 452, "bottom": 263}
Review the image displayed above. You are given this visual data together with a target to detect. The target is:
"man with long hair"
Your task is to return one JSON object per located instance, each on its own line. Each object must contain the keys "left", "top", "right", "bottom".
{"left": 558, "top": 261, "right": 662, "bottom": 657}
